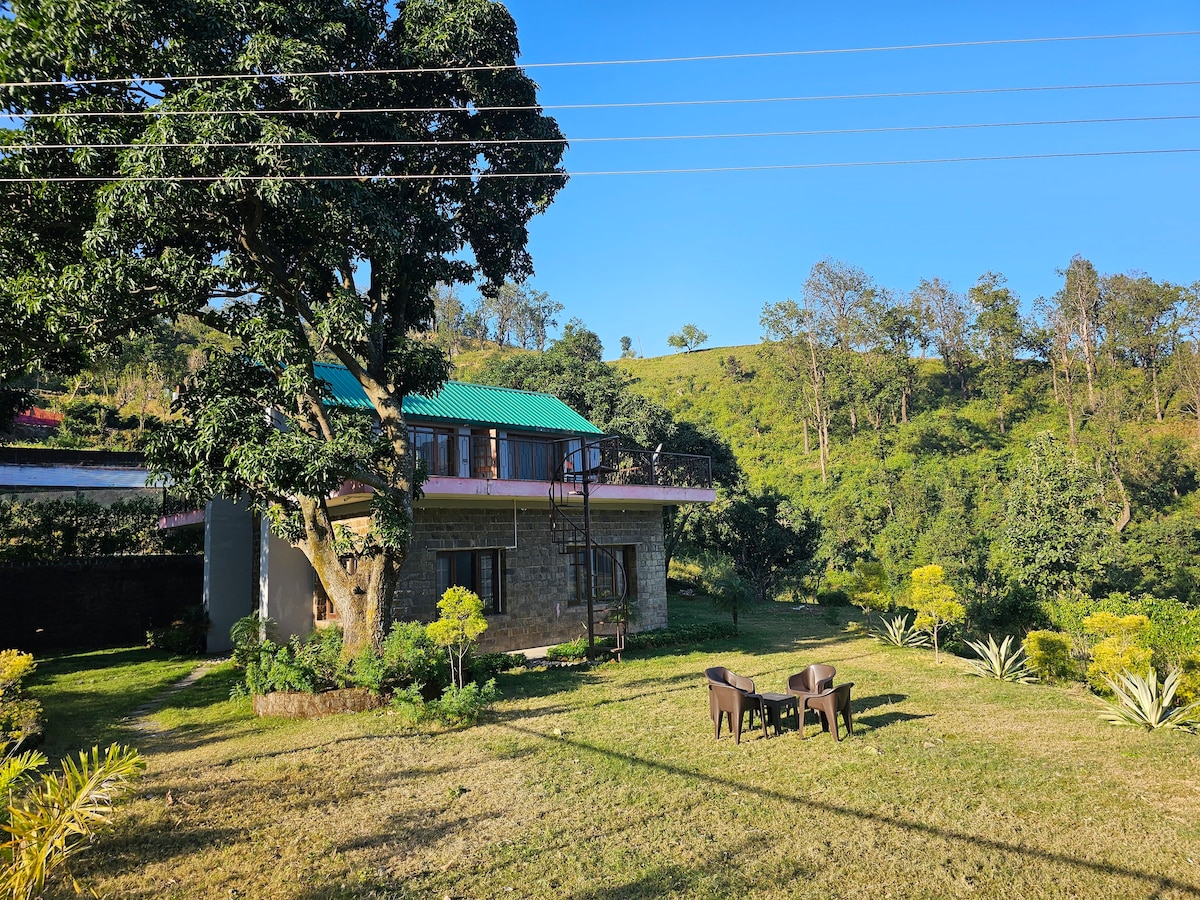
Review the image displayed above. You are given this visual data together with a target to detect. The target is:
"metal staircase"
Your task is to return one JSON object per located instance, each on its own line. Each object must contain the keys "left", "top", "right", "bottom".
{"left": 548, "top": 438, "right": 630, "bottom": 659}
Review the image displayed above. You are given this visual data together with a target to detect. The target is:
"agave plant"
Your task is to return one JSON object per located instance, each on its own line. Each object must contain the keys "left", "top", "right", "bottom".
{"left": 1, "top": 742, "right": 144, "bottom": 900}
{"left": 1099, "top": 668, "right": 1200, "bottom": 732}
{"left": 965, "top": 634, "right": 1035, "bottom": 683}
{"left": 875, "top": 613, "right": 930, "bottom": 648}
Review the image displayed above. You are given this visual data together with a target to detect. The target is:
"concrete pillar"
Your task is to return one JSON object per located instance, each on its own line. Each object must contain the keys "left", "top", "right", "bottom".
{"left": 203, "top": 498, "right": 254, "bottom": 653}
{"left": 259, "top": 520, "right": 315, "bottom": 642}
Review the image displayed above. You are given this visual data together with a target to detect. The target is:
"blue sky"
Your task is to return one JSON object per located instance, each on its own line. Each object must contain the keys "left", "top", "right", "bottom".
{"left": 488, "top": 1, "right": 1199, "bottom": 359}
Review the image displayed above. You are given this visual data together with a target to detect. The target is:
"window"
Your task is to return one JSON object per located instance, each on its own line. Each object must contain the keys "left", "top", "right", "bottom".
{"left": 436, "top": 549, "right": 505, "bottom": 614}
{"left": 409, "top": 426, "right": 461, "bottom": 476}
{"left": 569, "top": 545, "right": 636, "bottom": 606}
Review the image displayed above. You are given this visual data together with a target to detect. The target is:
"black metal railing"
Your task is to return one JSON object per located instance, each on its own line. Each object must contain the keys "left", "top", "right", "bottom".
{"left": 408, "top": 428, "right": 712, "bottom": 490}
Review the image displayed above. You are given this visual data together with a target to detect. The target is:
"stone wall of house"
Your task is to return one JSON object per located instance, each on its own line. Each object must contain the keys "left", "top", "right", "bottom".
{"left": 387, "top": 506, "right": 667, "bottom": 652}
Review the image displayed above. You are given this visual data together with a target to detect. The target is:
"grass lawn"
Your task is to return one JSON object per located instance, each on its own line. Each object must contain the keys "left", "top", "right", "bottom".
{"left": 37, "top": 600, "right": 1200, "bottom": 899}
{"left": 24, "top": 646, "right": 203, "bottom": 760}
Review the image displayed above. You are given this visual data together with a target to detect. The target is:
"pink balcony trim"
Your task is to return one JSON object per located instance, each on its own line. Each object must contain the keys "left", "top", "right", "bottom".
{"left": 158, "top": 509, "right": 205, "bottom": 530}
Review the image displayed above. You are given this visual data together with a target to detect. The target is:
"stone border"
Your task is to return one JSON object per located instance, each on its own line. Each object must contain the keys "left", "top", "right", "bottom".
{"left": 252, "top": 687, "right": 385, "bottom": 719}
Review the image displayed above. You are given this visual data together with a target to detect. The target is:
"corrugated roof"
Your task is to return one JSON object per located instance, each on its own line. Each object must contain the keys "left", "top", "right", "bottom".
{"left": 313, "top": 363, "right": 602, "bottom": 435}
{"left": 0, "top": 464, "right": 156, "bottom": 489}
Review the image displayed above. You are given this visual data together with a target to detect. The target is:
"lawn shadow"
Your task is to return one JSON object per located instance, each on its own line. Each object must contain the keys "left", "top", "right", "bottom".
{"left": 491, "top": 721, "right": 1200, "bottom": 899}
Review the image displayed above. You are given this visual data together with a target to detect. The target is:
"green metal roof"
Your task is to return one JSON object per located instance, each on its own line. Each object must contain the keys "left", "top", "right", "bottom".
{"left": 313, "top": 362, "right": 602, "bottom": 435}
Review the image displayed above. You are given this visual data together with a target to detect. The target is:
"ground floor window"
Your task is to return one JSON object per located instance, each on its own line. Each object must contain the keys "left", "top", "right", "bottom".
{"left": 568, "top": 545, "right": 636, "bottom": 607}
{"left": 436, "top": 548, "right": 505, "bottom": 614}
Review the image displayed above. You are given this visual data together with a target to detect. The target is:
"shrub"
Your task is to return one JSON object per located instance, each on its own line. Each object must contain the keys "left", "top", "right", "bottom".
{"left": 545, "top": 622, "right": 737, "bottom": 661}
{"left": 229, "top": 614, "right": 274, "bottom": 669}
{"left": 1098, "top": 668, "right": 1200, "bottom": 732}
{"left": 427, "top": 587, "right": 489, "bottom": 690}
{"left": 0, "top": 742, "right": 144, "bottom": 900}
{"left": 146, "top": 604, "right": 210, "bottom": 654}
{"left": 1022, "top": 630, "right": 1073, "bottom": 681}
{"left": 1177, "top": 656, "right": 1200, "bottom": 706}
{"left": 0, "top": 651, "right": 43, "bottom": 748}
{"left": 380, "top": 621, "right": 449, "bottom": 697}
{"left": 1084, "top": 613, "right": 1153, "bottom": 693}
{"left": 469, "top": 652, "right": 522, "bottom": 684}
{"left": 427, "top": 679, "right": 498, "bottom": 727}
{"left": 965, "top": 635, "right": 1034, "bottom": 683}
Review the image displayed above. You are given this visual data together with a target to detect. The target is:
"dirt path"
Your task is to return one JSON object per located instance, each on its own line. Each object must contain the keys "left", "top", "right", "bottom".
{"left": 124, "top": 660, "right": 222, "bottom": 738}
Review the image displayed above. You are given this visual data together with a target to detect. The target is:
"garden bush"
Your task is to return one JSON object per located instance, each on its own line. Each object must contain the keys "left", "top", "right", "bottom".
{"left": 0, "top": 650, "right": 43, "bottom": 747}
{"left": 146, "top": 604, "right": 210, "bottom": 654}
{"left": 546, "top": 621, "right": 737, "bottom": 661}
{"left": 1084, "top": 613, "right": 1154, "bottom": 694}
{"left": 1022, "top": 630, "right": 1073, "bottom": 681}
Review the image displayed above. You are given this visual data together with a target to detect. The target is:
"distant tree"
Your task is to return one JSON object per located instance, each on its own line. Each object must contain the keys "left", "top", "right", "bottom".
{"left": 431, "top": 284, "right": 466, "bottom": 358}
{"left": 1102, "top": 273, "right": 1183, "bottom": 422}
{"left": 1058, "top": 256, "right": 1104, "bottom": 407}
{"left": 912, "top": 277, "right": 974, "bottom": 395}
{"left": 513, "top": 286, "right": 564, "bottom": 351}
{"left": 1033, "top": 295, "right": 1084, "bottom": 447}
{"left": 1175, "top": 286, "right": 1200, "bottom": 439}
{"left": 828, "top": 560, "right": 892, "bottom": 629}
{"left": 667, "top": 324, "right": 709, "bottom": 353}
{"left": 619, "top": 336, "right": 637, "bottom": 359}
{"left": 701, "top": 557, "right": 756, "bottom": 633}
{"left": 969, "top": 272, "right": 1026, "bottom": 433}
{"left": 698, "top": 489, "right": 818, "bottom": 604}
{"left": 998, "top": 433, "right": 1114, "bottom": 602}
{"left": 910, "top": 564, "right": 965, "bottom": 664}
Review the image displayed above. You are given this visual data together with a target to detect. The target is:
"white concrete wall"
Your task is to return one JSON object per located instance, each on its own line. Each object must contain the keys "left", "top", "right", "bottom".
{"left": 259, "top": 521, "right": 315, "bottom": 641}
{"left": 203, "top": 498, "right": 253, "bottom": 653}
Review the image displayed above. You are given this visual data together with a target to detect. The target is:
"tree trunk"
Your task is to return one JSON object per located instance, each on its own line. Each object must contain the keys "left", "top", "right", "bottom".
{"left": 1151, "top": 364, "right": 1163, "bottom": 422}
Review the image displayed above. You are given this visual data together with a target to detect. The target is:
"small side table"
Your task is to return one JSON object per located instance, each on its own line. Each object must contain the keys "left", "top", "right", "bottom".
{"left": 758, "top": 692, "right": 800, "bottom": 737}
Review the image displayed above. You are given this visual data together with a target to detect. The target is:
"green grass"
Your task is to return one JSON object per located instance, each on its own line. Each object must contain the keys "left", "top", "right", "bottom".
{"left": 25, "top": 646, "right": 202, "bottom": 760}
{"left": 36, "top": 602, "right": 1200, "bottom": 899}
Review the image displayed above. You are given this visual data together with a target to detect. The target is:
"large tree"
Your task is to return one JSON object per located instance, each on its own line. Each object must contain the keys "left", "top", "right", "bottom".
{"left": 0, "top": 0, "right": 567, "bottom": 654}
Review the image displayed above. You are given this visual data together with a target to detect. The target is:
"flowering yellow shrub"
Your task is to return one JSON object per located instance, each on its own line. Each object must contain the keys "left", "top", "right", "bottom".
{"left": 1084, "top": 613, "right": 1152, "bottom": 693}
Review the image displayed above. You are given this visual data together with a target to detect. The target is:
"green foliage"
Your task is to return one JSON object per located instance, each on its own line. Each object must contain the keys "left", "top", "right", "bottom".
{"left": 380, "top": 621, "right": 450, "bottom": 699}
{"left": 1084, "top": 613, "right": 1153, "bottom": 693}
{"left": 875, "top": 613, "right": 930, "bottom": 648}
{"left": 545, "top": 621, "right": 738, "bottom": 661}
{"left": 426, "top": 680, "right": 498, "bottom": 727}
{"left": 469, "top": 652, "right": 523, "bottom": 685}
{"left": 998, "top": 433, "right": 1115, "bottom": 602}
{"left": 965, "top": 634, "right": 1035, "bottom": 682}
{"left": 700, "top": 558, "right": 756, "bottom": 633}
{"left": 910, "top": 564, "right": 966, "bottom": 664}
{"left": 1022, "top": 630, "right": 1074, "bottom": 681}
{"left": 230, "top": 614, "right": 274, "bottom": 670}
{"left": 1177, "top": 656, "right": 1200, "bottom": 706}
{"left": 697, "top": 488, "right": 818, "bottom": 605}
{"left": 0, "top": 743, "right": 144, "bottom": 900}
{"left": 427, "top": 587, "right": 489, "bottom": 690}
{"left": 0, "top": 651, "right": 43, "bottom": 748}
{"left": 667, "top": 324, "right": 709, "bottom": 353}
{"left": 0, "top": 496, "right": 197, "bottom": 561}
{"left": 145, "top": 605, "right": 211, "bottom": 654}
{"left": 828, "top": 561, "right": 892, "bottom": 627}
{"left": 1098, "top": 669, "right": 1200, "bottom": 732}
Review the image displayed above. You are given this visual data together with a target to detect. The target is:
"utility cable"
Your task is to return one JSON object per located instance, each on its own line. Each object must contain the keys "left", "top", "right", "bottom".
{"left": 0, "top": 147, "right": 1195, "bottom": 183}
{"left": 5, "top": 79, "right": 1199, "bottom": 120}
{"left": 1, "top": 30, "right": 1197, "bottom": 88}
{"left": 5, "top": 114, "right": 1198, "bottom": 151}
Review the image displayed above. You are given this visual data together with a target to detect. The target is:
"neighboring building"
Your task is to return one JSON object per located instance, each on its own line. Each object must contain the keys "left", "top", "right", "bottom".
{"left": 196, "top": 364, "right": 715, "bottom": 653}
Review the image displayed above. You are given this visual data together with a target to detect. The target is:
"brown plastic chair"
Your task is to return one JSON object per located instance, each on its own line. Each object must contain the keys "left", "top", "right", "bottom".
{"left": 704, "top": 667, "right": 761, "bottom": 743}
{"left": 802, "top": 682, "right": 855, "bottom": 741}
{"left": 786, "top": 664, "right": 836, "bottom": 730}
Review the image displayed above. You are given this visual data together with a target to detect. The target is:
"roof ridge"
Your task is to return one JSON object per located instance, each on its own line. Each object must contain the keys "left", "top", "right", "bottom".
{"left": 310, "top": 362, "right": 559, "bottom": 401}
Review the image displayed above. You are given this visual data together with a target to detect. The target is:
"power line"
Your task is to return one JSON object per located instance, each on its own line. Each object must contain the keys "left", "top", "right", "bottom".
{"left": 5, "top": 79, "right": 1199, "bottom": 120}
{"left": 0, "top": 148, "right": 1194, "bottom": 183}
{"left": 1, "top": 30, "right": 1197, "bottom": 88}
{"left": 6, "top": 114, "right": 1198, "bottom": 152}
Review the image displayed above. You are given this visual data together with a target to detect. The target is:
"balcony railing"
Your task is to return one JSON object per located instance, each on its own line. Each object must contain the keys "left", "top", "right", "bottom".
{"left": 409, "top": 429, "right": 712, "bottom": 491}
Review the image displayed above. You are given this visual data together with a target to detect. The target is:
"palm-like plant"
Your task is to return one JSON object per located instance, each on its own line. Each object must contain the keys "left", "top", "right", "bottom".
{"left": 1, "top": 742, "right": 144, "bottom": 900}
{"left": 1099, "top": 668, "right": 1200, "bottom": 732}
{"left": 965, "top": 634, "right": 1035, "bottom": 683}
{"left": 876, "top": 613, "right": 931, "bottom": 648}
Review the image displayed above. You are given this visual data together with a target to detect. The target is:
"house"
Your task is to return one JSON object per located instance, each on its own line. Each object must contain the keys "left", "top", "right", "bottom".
{"left": 197, "top": 365, "right": 716, "bottom": 653}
